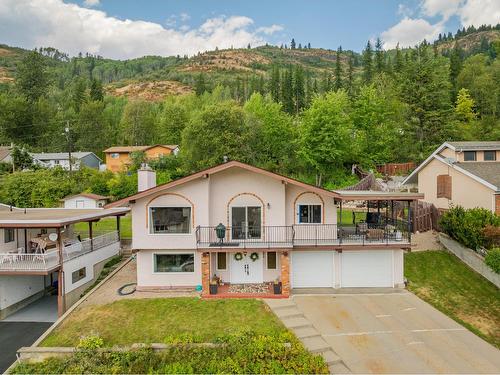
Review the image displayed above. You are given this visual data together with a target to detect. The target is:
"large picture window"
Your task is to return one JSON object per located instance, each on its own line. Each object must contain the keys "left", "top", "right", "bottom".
{"left": 150, "top": 207, "right": 191, "bottom": 234}
{"left": 231, "top": 206, "right": 261, "bottom": 239}
{"left": 298, "top": 204, "right": 322, "bottom": 223}
{"left": 154, "top": 253, "right": 194, "bottom": 273}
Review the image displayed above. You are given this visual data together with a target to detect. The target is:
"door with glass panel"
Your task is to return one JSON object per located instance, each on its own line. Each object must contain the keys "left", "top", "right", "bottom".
{"left": 231, "top": 206, "right": 261, "bottom": 240}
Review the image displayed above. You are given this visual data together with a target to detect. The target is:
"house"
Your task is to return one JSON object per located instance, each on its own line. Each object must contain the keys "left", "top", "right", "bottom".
{"left": 0, "top": 205, "right": 129, "bottom": 319}
{"left": 403, "top": 141, "right": 500, "bottom": 214}
{"left": 32, "top": 152, "right": 102, "bottom": 170}
{"left": 61, "top": 193, "right": 110, "bottom": 209}
{"left": 106, "top": 161, "right": 422, "bottom": 297}
{"left": 0, "top": 146, "right": 12, "bottom": 164}
{"left": 103, "top": 145, "right": 179, "bottom": 172}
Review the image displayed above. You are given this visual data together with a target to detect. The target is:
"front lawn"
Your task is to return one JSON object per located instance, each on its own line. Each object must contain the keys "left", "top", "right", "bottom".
{"left": 405, "top": 251, "right": 500, "bottom": 348}
{"left": 42, "top": 298, "right": 286, "bottom": 347}
{"left": 73, "top": 215, "right": 132, "bottom": 239}
{"left": 24, "top": 298, "right": 327, "bottom": 374}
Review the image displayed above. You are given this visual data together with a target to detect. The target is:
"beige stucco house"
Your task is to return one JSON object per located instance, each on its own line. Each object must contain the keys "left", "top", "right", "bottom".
{"left": 403, "top": 141, "right": 500, "bottom": 214}
{"left": 107, "top": 161, "right": 422, "bottom": 297}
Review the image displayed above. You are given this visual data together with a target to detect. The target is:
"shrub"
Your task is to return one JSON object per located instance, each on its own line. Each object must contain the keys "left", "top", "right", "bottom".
{"left": 485, "top": 248, "right": 500, "bottom": 274}
{"left": 483, "top": 225, "right": 500, "bottom": 249}
{"left": 439, "top": 206, "right": 500, "bottom": 250}
{"left": 77, "top": 334, "right": 104, "bottom": 350}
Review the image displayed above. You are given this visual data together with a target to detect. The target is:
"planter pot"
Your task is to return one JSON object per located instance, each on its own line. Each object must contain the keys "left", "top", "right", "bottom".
{"left": 209, "top": 284, "right": 218, "bottom": 295}
{"left": 273, "top": 282, "right": 282, "bottom": 295}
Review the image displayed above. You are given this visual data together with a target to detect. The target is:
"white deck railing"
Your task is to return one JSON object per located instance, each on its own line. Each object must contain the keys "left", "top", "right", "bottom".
{"left": 0, "top": 231, "right": 120, "bottom": 272}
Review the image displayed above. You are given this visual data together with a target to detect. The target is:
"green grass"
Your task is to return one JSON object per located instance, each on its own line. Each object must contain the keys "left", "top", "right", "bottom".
{"left": 73, "top": 215, "right": 132, "bottom": 239}
{"left": 41, "top": 298, "right": 286, "bottom": 347}
{"left": 337, "top": 208, "right": 366, "bottom": 224}
{"left": 405, "top": 251, "right": 500, "bottom": 348}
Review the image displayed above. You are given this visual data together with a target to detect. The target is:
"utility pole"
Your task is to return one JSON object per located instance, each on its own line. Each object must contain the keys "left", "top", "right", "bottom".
{"left": 65, "top": 121, "right": 72, "bottom": 173}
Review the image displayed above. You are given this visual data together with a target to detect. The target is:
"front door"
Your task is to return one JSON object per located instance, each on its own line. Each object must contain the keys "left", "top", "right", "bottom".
{"left": 230, "top": 252, "right": 264, "bottom": 284}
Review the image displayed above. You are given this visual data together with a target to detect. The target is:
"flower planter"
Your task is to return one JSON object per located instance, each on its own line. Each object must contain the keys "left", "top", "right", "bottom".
{"left": 273, "top": 282, "right": 282, "bottom": 295}
{"left": 209, "top": 284, "right": 218, "bottom": 295}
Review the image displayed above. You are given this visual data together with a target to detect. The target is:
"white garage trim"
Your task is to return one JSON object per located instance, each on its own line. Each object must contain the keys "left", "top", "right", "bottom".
{"left": 291, "top": 251, "right": 334, "bottom": 288}
{"left": 340, "top": 250, "right": 394, "bottom": 288}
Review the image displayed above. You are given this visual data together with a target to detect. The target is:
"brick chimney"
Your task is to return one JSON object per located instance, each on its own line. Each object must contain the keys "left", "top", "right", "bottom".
{"left": 138, "top": 163, "right": 156, "bottom": 192}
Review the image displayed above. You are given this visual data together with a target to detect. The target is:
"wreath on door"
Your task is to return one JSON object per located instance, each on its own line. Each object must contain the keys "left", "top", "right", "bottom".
{"left": 250, "top": 252, "right": 259, "bottom": 262}
{"left": 234, "top": 252, "right": 243, "bottom": 261}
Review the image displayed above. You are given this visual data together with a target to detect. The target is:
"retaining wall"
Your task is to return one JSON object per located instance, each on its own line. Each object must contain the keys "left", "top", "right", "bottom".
{"left": 439, "top": 233, "right": 500, "bottom": 288}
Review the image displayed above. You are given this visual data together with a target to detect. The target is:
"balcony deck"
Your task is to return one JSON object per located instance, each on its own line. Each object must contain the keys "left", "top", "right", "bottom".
{"left": 0, "top": 231, "right": 119, "bottom": 274}
{"left": 196, "top": 222, "right": 411, "bottom": 250}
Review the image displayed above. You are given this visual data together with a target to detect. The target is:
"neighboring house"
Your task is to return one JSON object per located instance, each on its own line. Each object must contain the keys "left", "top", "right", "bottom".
{"left": 0, "top": 205, "right": 129, "bottom": 319}
{"left": 403, "top": 141, "right": 500, "bottom": 214}
{"left": 0, "top": 146, "right": 12, "bottom": 164}
{"left": 32, "top": 152, "right": 102, "bottom": 170}
{"left": 61, "top": 193, "right": 110, "bottom": 209}
{"left": 103, "top": 145, "right": 179, "bottom": 172}
{"left": 107, "top": 161, "right": 422, "bottom": 296}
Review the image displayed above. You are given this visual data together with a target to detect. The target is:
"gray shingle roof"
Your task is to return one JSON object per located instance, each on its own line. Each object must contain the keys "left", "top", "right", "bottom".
{"left": 448, "top": 141, "right": 500, "bottom": 151}
{"left": 31, "top": 152, "right": 97, "bottom": 160}
{"left": 456, "top": 162, "right": 500, "bottom": 190}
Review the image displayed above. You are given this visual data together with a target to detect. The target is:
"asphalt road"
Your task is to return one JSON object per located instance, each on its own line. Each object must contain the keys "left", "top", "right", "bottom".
{"left": 0, "top": 322, "right": 52, "bottom": 373}
{"left": 293, "top": 293, "right": 500, "bottom": 373}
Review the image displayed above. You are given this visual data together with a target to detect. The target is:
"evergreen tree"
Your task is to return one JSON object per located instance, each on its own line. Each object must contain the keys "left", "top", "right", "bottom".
{"left": 362, "top": 40, "right": 373, "bottom": 83}
{"left": 375, "top": 37, "right": 384, "bottom": 73}
{"left": 281, "top": 67, "right": 294, "bottom": 114}
{"left": 89, "top": 78, "right": 104, "bottom": 101}
{"left": 293, "top": 65, "right": 306, "bottom": 114}
{"left": 290, "top": 38, "right": 296, "bottom": 49}
{"left": 16, "top": 51, "right": 50, "bottom": 103}
{"left": 195, "top": 73, "right": 206, "bottom": 96}
{"left": 334, "top": 46, "right": 343, "bottom": 91}
{"left": 268, "top": 66, "right": 281, "bottom": 103}
{"left": 321, "top": 71, "right": 332, "bottom": 93}
{"left": 449, "top": 42, "right": 464, "bottom": 98}
{"left": 71, "top": 77, "right": 87, "bottom": 112}
{"left": 307, "top": 42, "right": 311, "bottom": 49}
{"left": 394, "top": 43, "right": 403, "bottom": 73}
{"left": 346, "top": 51, "right": 354, "bottom": 96}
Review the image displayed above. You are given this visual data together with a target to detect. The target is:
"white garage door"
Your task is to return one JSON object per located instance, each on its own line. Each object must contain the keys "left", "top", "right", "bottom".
{"left": 291, "top": 251, "right": 334, "bottom": 288}
{"left": 341, "top": 250, "right": 393, "bottom": 287}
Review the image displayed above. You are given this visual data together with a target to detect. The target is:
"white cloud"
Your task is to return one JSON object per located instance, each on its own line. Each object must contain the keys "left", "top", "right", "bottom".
{"left": 397, "top": 3, "right": 415, "bottom": 17}
{"left": 459, "top": 0, "right": 500, "bottom": 27}
{"left": 256, "top": 25, "right": 284, "bottom": 35}
{"left": 0, "top": 0, "right": 279, "bottom": 59}
{"left": 83, "top": 0, "right": 100, "bottom": 7}
{"left": 420, "top": 0, "right": 462, "bottom": 20}
{"left": 381, "top": 17, "right": 444, "bottom": 49}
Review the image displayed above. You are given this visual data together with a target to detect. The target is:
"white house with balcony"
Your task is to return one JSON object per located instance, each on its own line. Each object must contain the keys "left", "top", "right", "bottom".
{"left": 106, "top": 161, "right": 422, "bottom": 297}
{"left": 0, "top": 206, "right": 129, "bottom": 319}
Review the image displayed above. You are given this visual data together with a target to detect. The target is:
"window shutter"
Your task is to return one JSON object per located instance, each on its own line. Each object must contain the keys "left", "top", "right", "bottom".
{"left": 437, "top": 175, "right": 452, "bottom": 199}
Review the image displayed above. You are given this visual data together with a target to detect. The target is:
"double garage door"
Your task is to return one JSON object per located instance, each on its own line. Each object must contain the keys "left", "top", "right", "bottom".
{"left": 291, "top": 250, "right": 393, "bottom": 288}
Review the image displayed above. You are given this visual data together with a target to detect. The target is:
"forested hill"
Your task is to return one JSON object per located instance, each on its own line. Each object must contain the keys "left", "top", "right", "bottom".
{"left": 0, "top": 25, "right": 499, "bottom": 100}
{"left": 0, "top": 24, "right": 499, "bottom": 204}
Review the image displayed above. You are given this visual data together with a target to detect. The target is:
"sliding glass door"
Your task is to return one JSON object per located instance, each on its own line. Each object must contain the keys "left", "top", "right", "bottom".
{"left": 231, "top": 206, "right": 261, "bottom": 240}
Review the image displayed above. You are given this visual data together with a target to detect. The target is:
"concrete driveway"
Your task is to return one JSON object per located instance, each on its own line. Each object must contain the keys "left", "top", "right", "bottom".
{"left": 271, "top": 292, "right": 500, "bottom": 374}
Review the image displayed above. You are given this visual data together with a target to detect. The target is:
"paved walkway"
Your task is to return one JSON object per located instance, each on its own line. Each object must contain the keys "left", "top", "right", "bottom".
{"left": 80, "top": 257, "right": 199, "bottom": 307}
{"left": 266, "top": 292, "right": 500, "bottom": 374}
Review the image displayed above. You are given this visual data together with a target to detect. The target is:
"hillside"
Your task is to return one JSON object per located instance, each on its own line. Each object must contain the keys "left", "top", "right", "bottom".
{"left": 0, "top": 26, "right": 498, "bottom": 102}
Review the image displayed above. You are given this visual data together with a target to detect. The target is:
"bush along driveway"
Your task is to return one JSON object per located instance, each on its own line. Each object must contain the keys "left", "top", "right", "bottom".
{"left": 405, "top": 250, "right": 500, "bottom": 348}
{"left": 12, "top": 298, "right": 328, "bottom": 374}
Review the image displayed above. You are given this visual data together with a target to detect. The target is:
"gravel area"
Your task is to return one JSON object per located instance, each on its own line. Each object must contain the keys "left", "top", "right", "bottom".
{"left": 411, "top": 230, "right": 444, "bottom": 251}
{"left": 228, "top": 283, "right": 272, "bottom": 294}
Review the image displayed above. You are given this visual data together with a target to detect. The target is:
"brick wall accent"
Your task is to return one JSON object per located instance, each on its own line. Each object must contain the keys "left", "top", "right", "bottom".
{"left": 201, "top": 252, "right": 210, "bottom": 296}
{"left": 280, "top": 251, "right": 290, "bottom": 297}
{"left": 496, "top": 195, "right": 500, "bottom": 215}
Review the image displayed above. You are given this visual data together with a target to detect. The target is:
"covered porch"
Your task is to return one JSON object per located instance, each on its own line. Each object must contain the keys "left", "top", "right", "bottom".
{"left": 0, "top": 206, "right": 129, "bottom": 317}
{"left": 200, "top": 248, "right": 290, "bottom": 298}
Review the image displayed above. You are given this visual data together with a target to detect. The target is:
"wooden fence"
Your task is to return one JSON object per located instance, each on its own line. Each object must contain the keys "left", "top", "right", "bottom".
{"left": 376, "top": 162, "right": 416, "bottom": 176}
{"left": 411, "top": 201, "right": 443, "bottom": 232}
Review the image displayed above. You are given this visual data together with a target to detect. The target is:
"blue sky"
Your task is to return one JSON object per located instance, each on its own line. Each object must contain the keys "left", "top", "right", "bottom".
{"left": 0, "top": 0, "right": 498, "bottom": 59}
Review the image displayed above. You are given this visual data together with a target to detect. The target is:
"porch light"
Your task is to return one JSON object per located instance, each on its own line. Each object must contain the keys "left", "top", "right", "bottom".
{"left": 215, "top": 223, "right": 226, "bottom": 242}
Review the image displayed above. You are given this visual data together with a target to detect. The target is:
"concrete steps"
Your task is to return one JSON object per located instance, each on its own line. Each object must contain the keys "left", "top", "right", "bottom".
{"left": 301, "top": 336, "right": 331, "bottom": 353}
{"left": 292, "top": 326, "right": 320, "bottom": 339}
{"left": 282, "top": 316, "right": 312, "bottom": 329}
{"left": 273, "top": 307, "right": 303, "bottom": 319}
